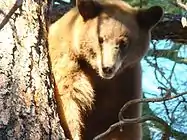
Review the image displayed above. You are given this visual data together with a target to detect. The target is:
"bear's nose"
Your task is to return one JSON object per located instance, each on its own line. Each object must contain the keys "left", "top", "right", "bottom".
{"left": 102, "top": 66, "right": 114, "bottom": 74}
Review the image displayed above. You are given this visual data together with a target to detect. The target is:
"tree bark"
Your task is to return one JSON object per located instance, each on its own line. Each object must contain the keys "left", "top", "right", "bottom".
{"left": 0, "top": 0, "right": 65, "bottom": 139}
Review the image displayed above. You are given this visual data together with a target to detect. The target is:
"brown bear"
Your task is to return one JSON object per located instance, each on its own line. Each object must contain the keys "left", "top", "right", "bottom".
{"left": 48, "top": 0, "right": 163, "bottom": 140}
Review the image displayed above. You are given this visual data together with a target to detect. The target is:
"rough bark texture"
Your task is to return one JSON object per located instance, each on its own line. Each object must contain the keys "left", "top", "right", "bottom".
{"left": 0, "top": 0, "right": 65, "bottom": 139}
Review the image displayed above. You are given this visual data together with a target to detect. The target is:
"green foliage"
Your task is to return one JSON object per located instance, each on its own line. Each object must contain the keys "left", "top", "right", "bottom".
{"left": 124, "top": 0, "right": 184, "bottom": 14}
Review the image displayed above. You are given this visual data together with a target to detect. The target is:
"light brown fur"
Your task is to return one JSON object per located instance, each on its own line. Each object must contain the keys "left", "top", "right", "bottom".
{"left": 48, "top": 0, "right": 163, "bottom": 140}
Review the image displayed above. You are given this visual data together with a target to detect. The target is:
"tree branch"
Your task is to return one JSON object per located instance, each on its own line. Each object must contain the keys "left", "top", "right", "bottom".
{"left": 94, "top": 116, "right": 171, "bottom": 140}
{"left": 0, "top": 0, "right": 23, "bottom": 30}
{"left": 94, "top": 89, "right": 187, "bottom": 140}
{"left": 147, "top": 49, "right": 187, "bottom": 65}
{"left": 119, "top": 89, "right": 187, "bottom": 121}
{"left": 176, "top": 0, "right": 187, "bottom": 11}
{"left": 152, "top": 13, "right": 187, "bottom": 44}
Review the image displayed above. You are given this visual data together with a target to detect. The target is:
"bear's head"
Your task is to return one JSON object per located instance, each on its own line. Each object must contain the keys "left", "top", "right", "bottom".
{"left": 75, "top": 0, "right": 163, "bottom": 79}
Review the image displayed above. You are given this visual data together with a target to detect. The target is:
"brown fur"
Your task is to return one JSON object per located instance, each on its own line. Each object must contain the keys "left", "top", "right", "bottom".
{"left": 48, "top": 0, "right": 163, "bottom": 140}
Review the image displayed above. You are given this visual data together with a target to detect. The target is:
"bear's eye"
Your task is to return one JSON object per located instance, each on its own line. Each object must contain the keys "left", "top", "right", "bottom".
{"left": 98, "top": 37, "right": 104, "bottom": 44}
{"left": 119, "top": 40, "right": 128, "bottom": 50}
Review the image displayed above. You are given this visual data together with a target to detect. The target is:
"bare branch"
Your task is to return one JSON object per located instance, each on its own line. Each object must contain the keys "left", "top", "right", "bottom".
{"left": 0, "top": 0, "right": 23, "bottom": 30}
{"left": 94, "top": 88, "right": 187, "bottom": 140}
{"left": 118, "top": 90, "right": 187, "bottom": 121}
{"left": 145, "top": 54, "right": 178, "bottom": 94}
{"left": 94, "top": 116, "right": 171, "bottom": 140}
{"left": 176, "top": 0, "right": 187, "bottom": 11}
{"left": 152, "top": 13, "right": 187, "bottom": 44}
{"left": 147, "top": 49, "right": 187, "bottom": 65}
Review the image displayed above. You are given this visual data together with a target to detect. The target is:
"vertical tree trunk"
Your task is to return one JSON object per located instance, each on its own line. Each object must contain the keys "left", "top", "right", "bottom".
{"left": 0, "top": 0, "right": 66, "bottom": 139}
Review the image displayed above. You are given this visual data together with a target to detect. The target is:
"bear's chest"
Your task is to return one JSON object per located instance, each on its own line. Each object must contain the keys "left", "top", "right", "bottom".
{"left": 83, "top": 64, "right": 141, "bottom": 139}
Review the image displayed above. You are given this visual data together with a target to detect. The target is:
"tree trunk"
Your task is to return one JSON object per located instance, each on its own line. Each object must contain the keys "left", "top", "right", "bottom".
{"left": 0, "top": 0, "right": 65, "bottom": 139}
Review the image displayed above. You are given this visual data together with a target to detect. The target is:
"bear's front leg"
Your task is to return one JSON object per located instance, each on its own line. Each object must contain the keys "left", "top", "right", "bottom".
{"left": 54, "top": 89, "right": 83, "bottom": 140}
{"left": 54, "top": 70, "right": 94, "bottom": 140}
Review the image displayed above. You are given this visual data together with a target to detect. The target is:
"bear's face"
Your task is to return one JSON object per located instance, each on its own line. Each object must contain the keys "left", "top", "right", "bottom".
{"left": 77, "top": 0, "right": 163, "bottom": 79}
{"left": 96, "top": 12, "right": 139, "bottom": 79}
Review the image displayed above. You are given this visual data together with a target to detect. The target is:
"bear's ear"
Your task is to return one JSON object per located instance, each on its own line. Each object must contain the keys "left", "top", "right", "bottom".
{"left": 137, "top": 6, "right": 163, "bottom": 29}
{"left": 77, "top": 0, "right": 102, "bottom": 21}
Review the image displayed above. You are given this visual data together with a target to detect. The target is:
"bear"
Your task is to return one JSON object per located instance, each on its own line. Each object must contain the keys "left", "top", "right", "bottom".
{"left": 48, "top": 0, "right": 163, "bottom": 140}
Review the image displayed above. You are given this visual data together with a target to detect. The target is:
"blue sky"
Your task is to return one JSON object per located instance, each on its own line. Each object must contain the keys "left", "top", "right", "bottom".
{"left": 142, "top": 40, "right": 187, "bottom": 137}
